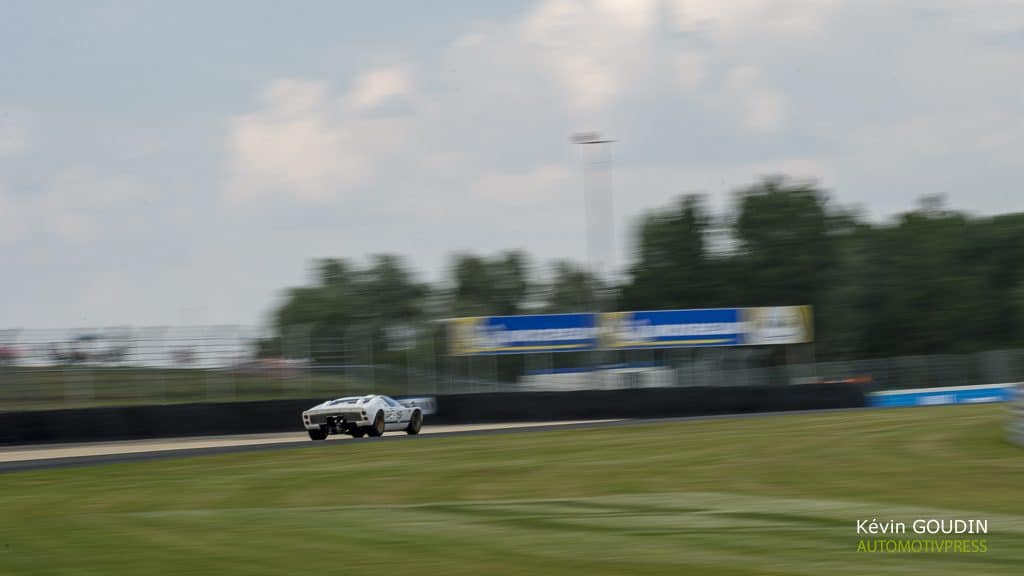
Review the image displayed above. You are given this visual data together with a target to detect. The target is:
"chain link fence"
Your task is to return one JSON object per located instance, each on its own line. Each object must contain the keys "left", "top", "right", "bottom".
{"left": 1, "top": 326, "right": 1022, "bottom": 411}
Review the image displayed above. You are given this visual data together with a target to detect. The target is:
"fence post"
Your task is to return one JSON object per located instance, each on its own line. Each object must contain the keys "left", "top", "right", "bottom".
{"left": 368, "top": 329, "right": 376, "bottom": 394}
{"left": 426, "top": 323, "right": 437, "bottom": 396}
{"left": 204, "top": 325, "right": 216, "bottom": 401}
{"left": 405, "top": 343, "right": 411, "bottom": 396}
{"left": 232, "top": 326, "right": 241, "bottom": 392}
{"left": 158, "top": 326, "right": 169, "bottom": 403}
{"left": 305, "top": 324, "right": 313, "bottom": 397}
{"left": 278, "top": 326, "right": 287, "bottom": 399}
{"left": 342, "top": 328, "right": 350, "bottom": 382}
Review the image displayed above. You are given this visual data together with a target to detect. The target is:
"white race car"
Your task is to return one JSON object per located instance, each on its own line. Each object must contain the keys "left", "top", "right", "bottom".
{"left": 302, "top": 394, "right": 424, "bottom": 440}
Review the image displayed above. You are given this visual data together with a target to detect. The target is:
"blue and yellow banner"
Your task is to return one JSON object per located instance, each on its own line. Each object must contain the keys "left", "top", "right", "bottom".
{"left": 741, "top": 305, "right": 813, "bottom": 345}
{"left": 602, "top": 308, "right": 743, "bottom": 350}
{"left": 449, "top": 313, "right": 599, "bottom": 355}
{"left": 448, "top": 306, "right": 813, "bottom": 355}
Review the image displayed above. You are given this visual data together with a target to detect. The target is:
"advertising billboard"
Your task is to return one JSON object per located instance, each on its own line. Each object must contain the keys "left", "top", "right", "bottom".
{"left": 601, "top": 308, "right": 743, "bottom": 350}
{"left": 448, "top": 306, "right": 813, "bottom": 355}
{"left": 741, "top": 306, "right": 813, "bottom": 345}
{"left": 448, "top": 313, "right": 599, "bottom": 355}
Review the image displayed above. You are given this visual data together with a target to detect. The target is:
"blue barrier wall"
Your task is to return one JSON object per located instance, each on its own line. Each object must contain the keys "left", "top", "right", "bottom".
{"left": 868, "top": 383, "right": 1017, "bottom": 408}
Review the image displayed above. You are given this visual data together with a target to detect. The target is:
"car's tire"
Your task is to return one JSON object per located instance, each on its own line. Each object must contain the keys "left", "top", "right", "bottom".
{"left": 406, "top": 410, "right": 422, "bottom": 435}
{"left": 308, "top": 428, "right": 328, "bottom": 441}
{"left": 367, "top": 411, "right": 385, "bottom": 437}
{"left": 350, "top": 428, "right": 365, "bottom": 438}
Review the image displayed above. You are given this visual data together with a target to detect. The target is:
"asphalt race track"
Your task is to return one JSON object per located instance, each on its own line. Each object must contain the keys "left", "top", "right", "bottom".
{"left": 0, "top": 420, "right": 621, "bottom": 473}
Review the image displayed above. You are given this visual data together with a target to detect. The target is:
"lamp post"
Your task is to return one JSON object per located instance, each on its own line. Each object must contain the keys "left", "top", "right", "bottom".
{"left": 570, "top": 132, "right": 616, "bottom": 311}
{"left": 572, "top": 132, "right": 616, "bottom": 381}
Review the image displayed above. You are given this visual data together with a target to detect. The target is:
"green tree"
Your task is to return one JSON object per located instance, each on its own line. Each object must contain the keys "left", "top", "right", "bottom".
{"left": 859, "top": 201, "right": 959, "bottom": 355}
{"left": 621, "top": 193, "right": 715, "bottom": 310}
{"left": 450, "top": 251, "right": 531, "bottom": 316}
{"left": 261, "top": 177, "right": 1024, "bottom": 366}
{"left": 265, "top": 255, "right": 426, "bottom": 362}
{"left": 732, "top": 177, "right": 834, "bottom": 309}
{"left": 544, "top": 261, "right": 600, "bottom": 312}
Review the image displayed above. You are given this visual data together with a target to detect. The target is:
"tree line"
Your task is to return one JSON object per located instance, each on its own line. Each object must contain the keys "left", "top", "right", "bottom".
{"left": 263, "top": 177, "right": 1024, "bottom": 362}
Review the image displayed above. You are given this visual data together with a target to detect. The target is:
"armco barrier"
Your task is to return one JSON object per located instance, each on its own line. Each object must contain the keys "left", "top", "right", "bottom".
{"left": 0, "top": 384, "right": 866, "bottom": 445}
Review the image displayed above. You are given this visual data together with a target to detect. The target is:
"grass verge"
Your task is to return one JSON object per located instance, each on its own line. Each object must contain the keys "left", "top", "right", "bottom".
{"left": 1, "top": 405, "right": 1022, "bottom": 575}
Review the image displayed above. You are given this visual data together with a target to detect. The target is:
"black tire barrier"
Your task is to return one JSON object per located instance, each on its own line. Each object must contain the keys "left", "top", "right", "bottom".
{"left": 0, "top": 384, "right": 866, "bottom": 445}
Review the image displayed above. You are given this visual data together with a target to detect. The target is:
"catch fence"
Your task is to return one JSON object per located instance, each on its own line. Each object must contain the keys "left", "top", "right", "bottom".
{"left": 1, "top": 326, "right": 1022, "bottom": 411}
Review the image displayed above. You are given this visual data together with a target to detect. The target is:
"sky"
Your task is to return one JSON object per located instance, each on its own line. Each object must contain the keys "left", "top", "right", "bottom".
{"left": 1, "top": 0, "right": 1022, "bottom": 329}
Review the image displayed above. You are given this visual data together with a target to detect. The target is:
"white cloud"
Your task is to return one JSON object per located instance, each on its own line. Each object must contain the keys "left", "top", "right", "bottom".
{"left": 347, "top": 66, "right": 413, "bottom": 112}
{"left": 520, "top": 0, "right": 658, "bottom": 113}
{"left": 419, "top": 151, "right": 470, "bottom": 181}
{"left": 452, "top": 33, "right": 483, "bottom": 49}
{"left": 224, "top": 70, "right": 420, "bottom": 206}
{"left": 9, "top": 0, "right": 1024, "bottom": 329}
{"left": 669, "top": 0, "right": 841, "bottom": 39}
{"left": 596, "top": 0, "right": 659, "bottom": 31}
{"left": 745, "top": 90, "right": 786, "bottom": 132}
{"left": 0, "top": 114, "right": 27, "bottom": 157}
{"left": 0, "top": 171, "right": 154, "bottom": 245}
{"left": 471, "top": 164, "right": 572, "bottom": 207}
{"left": 223, "top": 79, "right": 373, "bottom": 205}
{"left": 670, "top": 0, "right": 763, "bottom": 29}
{"left": 39, "top": 195, "right": 99, "bottom": 243}
{"left": 0, "top": 187, "right": 25, "bottom": 244}
{"left": 939, "top": 0, "right": 1024, "bottom": 36}
{"left": 46, "top": 172, "right": 156, "bottom": 244}
{"left": 727, "top": 65, "right": 787, "bottom": 132}
{"left": 674, "top": 51, "right": 707, "bottom": 94}
{"left": 510, "top": 0, "right": 831, "bottom": 120}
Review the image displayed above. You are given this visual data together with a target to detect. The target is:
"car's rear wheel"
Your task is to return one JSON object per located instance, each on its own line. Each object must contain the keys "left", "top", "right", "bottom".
{"left": 308, "top": 428, "right": 328, "bottom": 441}
{"left": 406, "top": 410, "right": 422, "bottom": 435}
{"left": 367, "top": 411, "right": 385, "bottom": 437}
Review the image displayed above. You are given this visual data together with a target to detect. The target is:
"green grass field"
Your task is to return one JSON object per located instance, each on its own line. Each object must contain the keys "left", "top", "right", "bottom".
{"left": 1, "top": 405, "right": 1022, "bottom": 575}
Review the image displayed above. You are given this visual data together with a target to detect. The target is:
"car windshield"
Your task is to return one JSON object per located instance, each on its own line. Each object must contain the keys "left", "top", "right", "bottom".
{"left": 328, "top": 397, "right": 361, "bottom": 406}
